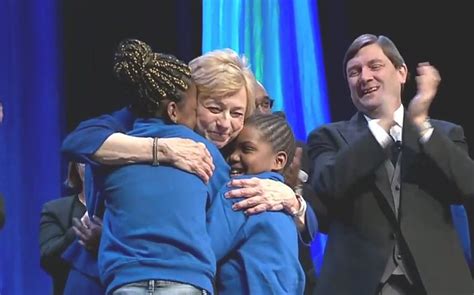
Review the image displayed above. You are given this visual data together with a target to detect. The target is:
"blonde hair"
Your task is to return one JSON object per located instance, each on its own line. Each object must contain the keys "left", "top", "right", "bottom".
{"left": 189, "top": 48, "right": 256, "bottom": 118}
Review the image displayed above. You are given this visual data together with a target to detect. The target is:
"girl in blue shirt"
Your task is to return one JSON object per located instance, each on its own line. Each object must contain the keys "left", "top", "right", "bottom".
{"left": 208, "top": 113, "right": 313, "bottom": 294}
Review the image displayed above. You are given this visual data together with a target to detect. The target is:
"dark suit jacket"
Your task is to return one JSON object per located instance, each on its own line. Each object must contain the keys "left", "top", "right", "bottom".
{"left": 39, "top": 195, "right": 86, "bottom": 295}
{"left": 295, "top": 141, "right": 329, "bottom": 294}
{"left": 307, "top": 112, "right": 474, "bottom": 295}
{"left": 0, "top": 193, "right": 5, "bottom": 229}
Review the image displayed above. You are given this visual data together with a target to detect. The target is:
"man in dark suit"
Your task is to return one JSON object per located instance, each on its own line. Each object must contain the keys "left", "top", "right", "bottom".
{"left": 308, "top": 34, "right": 474, "bottom": 294}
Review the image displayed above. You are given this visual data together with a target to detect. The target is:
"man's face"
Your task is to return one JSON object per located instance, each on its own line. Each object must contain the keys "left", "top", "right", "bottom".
{"left": 254, "top": 82, "right": 273, "bottom": 114}
{"left": 345, "top": 44, "right": 407, "bottom": 118}
{"left": 255, "top": 95, "right": 273, "bottom": 114}
{"left": 195, "top": 86, "right": 247, "bottom": 149}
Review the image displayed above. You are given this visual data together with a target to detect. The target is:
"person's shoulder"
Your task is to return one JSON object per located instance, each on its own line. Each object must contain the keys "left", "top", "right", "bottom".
{"left": 111, "top": 106, "right": 133, "bottom": 116}
{"left": 430, "top": 118, "right": 462, "bottom": 131}
{"left": 426, "top": 119, "right": 466, "bottom": 139}
{"left": 235, "top": 171, "right": 283, "bottom": 182}
{"left": 42, "top": 195, "right": 75, "bottom": 212}
{"left": 307, "top": 119, "right": 352, "bottom": 137}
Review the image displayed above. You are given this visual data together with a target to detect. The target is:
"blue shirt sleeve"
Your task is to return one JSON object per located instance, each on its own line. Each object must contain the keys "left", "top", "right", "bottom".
{"left": 61, "top": 107, "right": 135, "bottom": 165}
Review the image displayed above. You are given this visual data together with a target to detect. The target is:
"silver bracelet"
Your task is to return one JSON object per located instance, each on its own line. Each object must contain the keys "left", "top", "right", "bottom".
{"left": 152, "top": 137, "right": 160, "bottom": 166}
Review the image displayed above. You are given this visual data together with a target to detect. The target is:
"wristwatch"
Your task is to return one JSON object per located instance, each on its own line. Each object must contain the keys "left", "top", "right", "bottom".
{"left": 419, "top": 119, "right": 432, "bottom": 131}
{"left": 418, "top": 119, "right": 433, "bottom": 136}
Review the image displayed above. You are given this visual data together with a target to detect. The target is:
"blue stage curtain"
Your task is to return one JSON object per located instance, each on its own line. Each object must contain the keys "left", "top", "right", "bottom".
{"left": 202, "top": 0, "right": 330, "bottom": 141}
{"left": 202, "top": 0, "right": 329, "bottom": 275}
{"left": 0, "top": 0, "right": 63, "bottom": 293}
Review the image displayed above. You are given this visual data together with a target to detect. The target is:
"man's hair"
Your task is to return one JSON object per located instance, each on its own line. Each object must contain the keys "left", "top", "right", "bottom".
{"left": 342, "top": 34, "right": 406, "bottom": 80}
{"left": 189, "top": 48, "right": 256, "bottom": 118}
{"left": 113, "top": 39, "right": 192, "bottom": 116}
{"left": 245, "top": 113, "right": 296, "bottom": 171}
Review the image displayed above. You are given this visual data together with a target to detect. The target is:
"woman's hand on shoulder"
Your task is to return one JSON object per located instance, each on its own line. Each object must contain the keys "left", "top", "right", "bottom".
{"left": 225, "top": 178, "right": 298, "bottom": 215}
{"left": 160, "top": 138, "right": 215, "bottom": 183}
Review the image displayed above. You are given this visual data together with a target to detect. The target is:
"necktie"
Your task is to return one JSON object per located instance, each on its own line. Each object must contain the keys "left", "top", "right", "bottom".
{"left": 390, "top": 125, "right": 402, "bottom": 166}
{"left": 391, "top": 140, "right": 402, "bottom": 166}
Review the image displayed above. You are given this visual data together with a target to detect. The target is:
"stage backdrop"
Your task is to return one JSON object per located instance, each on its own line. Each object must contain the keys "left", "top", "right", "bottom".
{"left": 202, "top": 0, "right": 330, "bottom": 142}
{"left": 0, "top": 0, "right": 63, "bottom": 293}
{"left": 0, "top": 0, "right": 203, "bottom": 294}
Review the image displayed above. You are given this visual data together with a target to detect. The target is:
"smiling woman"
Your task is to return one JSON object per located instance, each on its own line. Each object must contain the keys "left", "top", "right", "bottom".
{"left": 190, "top": 48, "right": 256, "bottom": 148}
{"left": 196, "top": 88, "right": 247, "bottom": 149}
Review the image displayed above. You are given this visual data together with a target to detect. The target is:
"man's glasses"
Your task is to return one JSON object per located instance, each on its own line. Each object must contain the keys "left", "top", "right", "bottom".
{"left": 255, "top": 96, "right": 274, "bottom": 110}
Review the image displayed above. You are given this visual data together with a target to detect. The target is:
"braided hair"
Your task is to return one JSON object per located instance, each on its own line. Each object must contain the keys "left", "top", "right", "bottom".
{"left": 244, "top": 113, "right": 296, "bottom": 171}
{"left": 113, "top": 39, "right": 192, "bottom": 116}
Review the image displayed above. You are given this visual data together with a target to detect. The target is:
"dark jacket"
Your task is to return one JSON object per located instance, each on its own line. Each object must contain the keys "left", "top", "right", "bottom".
{"left": 308, "top": 112, "right": 474, "bottom": 295}
{"left": 39, "top": 195, "right": 86, "bottom": 295}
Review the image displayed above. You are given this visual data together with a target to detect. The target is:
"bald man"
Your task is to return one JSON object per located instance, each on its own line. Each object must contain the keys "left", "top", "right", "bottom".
{"left": 254, "top": 81, "right": 274, "bottom": 114}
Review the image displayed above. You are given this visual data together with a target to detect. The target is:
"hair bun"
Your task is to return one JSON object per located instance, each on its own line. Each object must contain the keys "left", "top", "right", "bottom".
{"left": 113, "top": 39, "right": 153, "bottom": 84}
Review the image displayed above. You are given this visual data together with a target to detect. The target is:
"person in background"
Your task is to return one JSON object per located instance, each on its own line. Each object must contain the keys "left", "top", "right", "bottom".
{"left": 308, "top": 33, "right": 474, "bottom": 294}
{"left": 254, "top": 81, "right": 274, "bottom": 115}
{"left": 39, "top": 162, "right": 87, "bottom": 295}
{"left": 62, "top": 195, "right": 104, "bottom": 294}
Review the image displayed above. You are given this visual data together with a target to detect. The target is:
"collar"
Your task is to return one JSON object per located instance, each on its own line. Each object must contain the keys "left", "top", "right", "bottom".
{"left": 363, "top": 104, "right": 404, "bottom": 127}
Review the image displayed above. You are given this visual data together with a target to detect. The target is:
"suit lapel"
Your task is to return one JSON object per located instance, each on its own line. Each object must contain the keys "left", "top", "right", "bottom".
{"left": 339, "top": 113, "right": 397, "bottom": 215}
{"left": 401, "top": 115, "right": 421, "bottom": 174}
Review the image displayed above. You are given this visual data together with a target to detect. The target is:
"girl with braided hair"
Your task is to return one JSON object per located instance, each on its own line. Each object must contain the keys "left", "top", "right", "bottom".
{"left": 63, "top": 39, "right": 229, "bottom": 295}
{"left": 112, "top": 38, "right": 197, "bottom": 128}
{"left": 98, "top": 39, "right": 231, "bottom": 295}
{"left": 207, "top": 113, "right": 307, "bottom": 294}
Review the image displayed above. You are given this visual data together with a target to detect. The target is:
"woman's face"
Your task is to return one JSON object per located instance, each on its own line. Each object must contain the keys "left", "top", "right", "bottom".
{"left": 195, "top": 86, "right": 247, "bottom": 148}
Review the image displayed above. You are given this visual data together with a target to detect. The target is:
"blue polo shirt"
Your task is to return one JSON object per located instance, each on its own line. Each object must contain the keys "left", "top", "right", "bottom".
{"left": 98, "top": 118, "right": 229, "bottom": 294}
{"left": 207, "top": 172, "right": 306, "bottom": 294}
